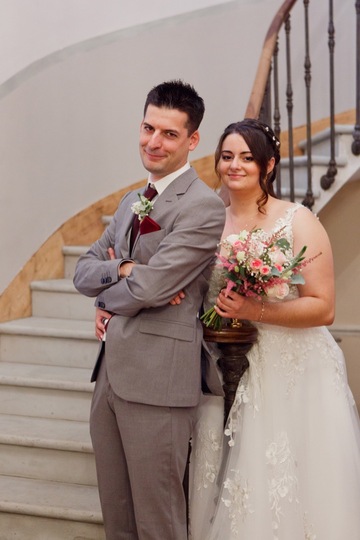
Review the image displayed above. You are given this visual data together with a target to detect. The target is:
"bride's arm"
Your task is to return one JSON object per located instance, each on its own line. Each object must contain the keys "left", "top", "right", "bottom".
{"left": 215, "top": 207, "right": 335, "bottom": 329}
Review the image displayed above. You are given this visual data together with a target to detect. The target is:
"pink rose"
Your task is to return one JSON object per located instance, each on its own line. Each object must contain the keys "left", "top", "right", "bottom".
{"left": 266, "top": 282, "right": 290, "bottom": 299}
{"left": 260, "top": 265, "right": 271, "bottom": 275}
{"left": 250, "top": 259, "right": 262, "bottom": 270}
{"left": 270, "top": 247, "right": 287, "bottom": 265}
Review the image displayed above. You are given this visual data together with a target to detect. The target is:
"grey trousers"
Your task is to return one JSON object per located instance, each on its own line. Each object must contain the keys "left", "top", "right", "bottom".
{"left": 90, "top": 354, "right": 197, "bottom": 540}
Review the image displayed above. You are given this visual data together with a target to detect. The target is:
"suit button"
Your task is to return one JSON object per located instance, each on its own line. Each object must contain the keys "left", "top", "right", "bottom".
{"left": 106, "top": 277, "right": 112, "bottom": 283}
{"left": 101, "top": 278, "right": 105, "bottom": 284}
{"left": 98, "top": 302, "right": 105, "bottom": 308}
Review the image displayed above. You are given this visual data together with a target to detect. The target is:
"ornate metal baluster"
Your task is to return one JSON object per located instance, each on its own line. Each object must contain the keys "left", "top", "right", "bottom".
{"left": 273, "top": 38, "right": 282, "bottom": 198}
{"left": 259, "top": 71, "right": 272, "bottom": 126}
{"left": 285, "top": 14, "right": 295, "bottom": 202}
{"left": 302, "top": 0, "right": 315, "bottom": 209}
{"left": 321, "top": 0, "right": 338, "bottom": 189}
{"left": 352, "top": 0, "right": 360, "bottom": 155}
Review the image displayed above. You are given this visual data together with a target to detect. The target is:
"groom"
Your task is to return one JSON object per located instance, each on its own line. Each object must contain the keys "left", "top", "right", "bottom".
{"left": 73, "top": 80, "right": 225, "bottom": 539}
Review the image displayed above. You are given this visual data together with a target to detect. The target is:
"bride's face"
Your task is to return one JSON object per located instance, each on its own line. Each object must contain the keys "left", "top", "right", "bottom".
{"left": 217, "top": 133, "right": 261, "bottom": 193}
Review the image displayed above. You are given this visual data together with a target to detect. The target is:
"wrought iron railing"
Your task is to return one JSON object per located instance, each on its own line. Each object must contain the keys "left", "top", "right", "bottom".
{"left": 243, "top": 0, "right": 359, "bottom": 210}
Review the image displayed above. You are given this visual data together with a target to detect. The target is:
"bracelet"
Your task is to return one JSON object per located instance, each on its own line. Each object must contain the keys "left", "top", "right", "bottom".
{"left": 258, "top": 300, "right": 265, "bottom": 322}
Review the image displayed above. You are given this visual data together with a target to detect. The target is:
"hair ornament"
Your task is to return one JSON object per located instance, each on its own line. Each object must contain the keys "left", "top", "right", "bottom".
{"left": 263, "top": 124, "right": 280, "bottom": 148}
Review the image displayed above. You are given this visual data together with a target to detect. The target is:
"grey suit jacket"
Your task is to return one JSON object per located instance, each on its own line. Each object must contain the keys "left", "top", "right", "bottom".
{"left": 74, "top": 167, "right": 225, "bottom": 407}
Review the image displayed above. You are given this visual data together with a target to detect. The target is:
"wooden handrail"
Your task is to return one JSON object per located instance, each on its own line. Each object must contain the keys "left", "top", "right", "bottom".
{"left": 218, "top": 0, "right": 298, "bottom": 206}
{"left": 244, "top": 0, "right": 298, "bottom": 119}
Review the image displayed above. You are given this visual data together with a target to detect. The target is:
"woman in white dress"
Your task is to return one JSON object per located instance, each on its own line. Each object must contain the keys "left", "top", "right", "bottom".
{"left": 189, "top": 119, "right": 360, "bottom": 539}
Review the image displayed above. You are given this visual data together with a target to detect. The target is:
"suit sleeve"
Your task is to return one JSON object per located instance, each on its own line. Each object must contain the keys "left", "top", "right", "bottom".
{"left": 73, "top": 192, "right": 134, "bottom": 297}
{"left": 75, "top": 190, "right": 225, "bottom": 317}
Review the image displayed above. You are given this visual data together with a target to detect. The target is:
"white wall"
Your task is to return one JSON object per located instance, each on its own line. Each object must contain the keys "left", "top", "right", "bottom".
{"left": 0, "top": 0, "right": 355, "bottom": 293}
{"left": 0, "top": 0, "right": 234, "bottom": 86}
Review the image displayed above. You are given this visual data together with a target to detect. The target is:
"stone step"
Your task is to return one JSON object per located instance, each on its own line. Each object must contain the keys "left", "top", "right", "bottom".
{"left": 279, "top": 153, "right": 347, "bottom": 192}
{"left": 0, "top": 413, "right": 96, "bottom": 486}
{"left": 0, "top": 475, "right": 105, "bottom": 540}
{"left": 62, "top": 245, "right": 89, "bottom": 280}
{"left": 298, "top": 124, "right": 354, "bottom": 156}
{"left": 102, "top": 215, "right": 112, "bottom": 226}
{"left": 31, "top": 278, "right": 95, "bottom": 320}
{"left": 0, "top": 362, "right": 93, "bottom": 421}
{"left": 0, "top": 317, "right": 98, "bottom": 367}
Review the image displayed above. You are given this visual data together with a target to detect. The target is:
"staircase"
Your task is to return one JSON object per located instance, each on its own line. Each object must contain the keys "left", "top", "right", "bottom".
{"left": 0, "top": 126, "right": 359, "bottom": 539}
{"left": 279, "top": 125, "right": 360, "bottom": 213}
{"left": 0, "top": 246, "right": 105, "bottom": 540}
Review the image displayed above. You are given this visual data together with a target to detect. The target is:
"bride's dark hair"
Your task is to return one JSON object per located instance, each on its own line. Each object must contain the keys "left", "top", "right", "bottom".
{"left": 214, "top": 118, "right": 281, "bottom": 213}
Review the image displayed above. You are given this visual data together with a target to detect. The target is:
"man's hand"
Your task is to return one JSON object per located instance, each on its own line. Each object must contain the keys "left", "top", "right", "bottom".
{"left": 118, "top": 261, "right": 135, "bottom": 279}
{"left": 108, "top": 247, "right": 116, "bottom": 260}
{"left": 95, "top": 307, "right": 113, "bottom": 340}
{"left": 169, "top": 290, "right": 185, "bottom": 305}
{"left": 108, "top": 246, "right": 136, "bottom": 279}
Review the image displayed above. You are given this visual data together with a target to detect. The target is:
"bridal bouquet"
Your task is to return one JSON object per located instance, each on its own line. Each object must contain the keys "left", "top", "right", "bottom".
{"left": 201, "top": 227, "right": 320, "bottom": 330}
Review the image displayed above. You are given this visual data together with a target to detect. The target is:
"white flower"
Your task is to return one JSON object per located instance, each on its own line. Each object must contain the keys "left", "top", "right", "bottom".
{"left": 131, "top": 194, "right": 155, "bottom": 221}
{"left": 269, "top": 246, "right": 288, "bottom": 265}
{"left": 206, "top": 471, "right": 216, "bottom": 483}
{"left": 226, "top": 234, "right": 241, "bottom": 245}
{"left": 266, "top": 443, "right": 278, "bottom": 465}
{"left": 278, "top": 484, "right": 289, "bottom": 497}
{"left": 266, "top": 283, "right": 290, "bottom": 299}
{"left": 238, "top": 230, "right": 249, "bottom": 241}
{"left": 236, "top": 251, "right": 246, "bottom": 262}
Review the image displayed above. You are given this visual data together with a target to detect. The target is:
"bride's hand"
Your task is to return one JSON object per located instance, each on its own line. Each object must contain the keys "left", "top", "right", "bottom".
{"left": 215, "top": 289, "right": 260, "bottom": 321}
{"left": 170, "top": 290, "right": 185, "bottom": 305}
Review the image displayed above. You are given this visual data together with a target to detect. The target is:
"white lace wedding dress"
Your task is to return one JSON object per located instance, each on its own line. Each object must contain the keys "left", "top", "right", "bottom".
{"left": 189, "top": 205, "right": 360, "bottom": 539}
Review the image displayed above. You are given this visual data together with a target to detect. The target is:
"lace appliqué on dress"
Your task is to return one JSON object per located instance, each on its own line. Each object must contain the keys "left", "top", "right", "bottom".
{"left": 224, "top": 374, "right": 251, "bottom": 447}
{"left": 221, "top": 470, "right": 254, "bottom": 535}
{"left": 192, "top": 422, "right": 223, "bottom": 490}
{"left": 303, "top": 512, "right": 318, "bottom": 540}
{"left": 266, "top": 431, "right": 299, "bottom": 537}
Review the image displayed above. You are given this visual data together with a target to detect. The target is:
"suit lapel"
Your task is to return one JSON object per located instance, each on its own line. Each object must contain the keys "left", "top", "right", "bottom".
{"left": 122, "top": 168, "right": 198, "bottom": 254}
{"left": 149, "top": 167, "right": 198, "bottom": 217}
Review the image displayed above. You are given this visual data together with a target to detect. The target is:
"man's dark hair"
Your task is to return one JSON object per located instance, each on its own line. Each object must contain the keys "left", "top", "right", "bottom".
{"left": 144, "top": 80, "right": 205, "bottom": 135}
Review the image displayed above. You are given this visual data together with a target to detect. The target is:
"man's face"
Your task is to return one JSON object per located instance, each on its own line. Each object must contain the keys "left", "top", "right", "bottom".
{"left": 139, "top": 105, "right": 200, "bottom": 180}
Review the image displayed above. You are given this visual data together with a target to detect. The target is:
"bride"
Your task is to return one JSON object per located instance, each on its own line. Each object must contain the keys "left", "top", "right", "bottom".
{"left": 188, "top": 119, "right": 360, "bottom": 539}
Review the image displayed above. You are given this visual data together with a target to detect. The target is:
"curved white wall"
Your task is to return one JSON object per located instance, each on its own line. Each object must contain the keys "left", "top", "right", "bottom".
{"left": 1, "top": 0, "right": 234, "bottom": 86}
{"left": 0, "top": 0, "right": 355, "bottom": 293}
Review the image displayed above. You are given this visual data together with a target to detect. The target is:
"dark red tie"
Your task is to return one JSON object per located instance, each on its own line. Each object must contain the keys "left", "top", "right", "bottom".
{"left": 130, "top": 184, "right": 157, "bottom": 252}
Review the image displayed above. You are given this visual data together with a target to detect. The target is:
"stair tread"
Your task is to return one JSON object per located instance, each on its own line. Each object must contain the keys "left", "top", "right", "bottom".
{"left": 31, "top": 278, "right": 79, "bottom": 293}
{"left": 0, "top": 413, "right": 92, "bottom": 451}
{"left": 62, "top": 245, "right": 89, "bottom": 254}
{"left": 298, "top": 124, "right": 354, "bottom": 148}
{"left": 0, "top": 361, "right": 93, "bottom": 391}
{"left": 0, "top": 316, "right": 96, "bottom": 339}
{"left": 0, "top": 475, "right": 102, "bottom": 522}
{"left": 281, "top": 154, "right": 348, "bottom": 167}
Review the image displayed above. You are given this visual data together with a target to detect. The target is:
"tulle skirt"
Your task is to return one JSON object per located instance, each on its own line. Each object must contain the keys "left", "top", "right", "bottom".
{"left": 189, "top": 324, "right": 360, "bottom": 539}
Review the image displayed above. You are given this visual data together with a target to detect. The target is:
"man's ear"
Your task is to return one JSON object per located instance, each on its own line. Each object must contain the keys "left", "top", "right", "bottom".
{"left": 189, "top": 130, "right": 200, "bottom": 151}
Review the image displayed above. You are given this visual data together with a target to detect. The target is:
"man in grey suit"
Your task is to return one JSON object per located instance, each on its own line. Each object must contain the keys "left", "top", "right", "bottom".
{"left": 73, "top": 80, "right": 225, "bottom": 540}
